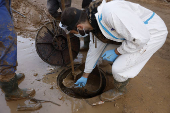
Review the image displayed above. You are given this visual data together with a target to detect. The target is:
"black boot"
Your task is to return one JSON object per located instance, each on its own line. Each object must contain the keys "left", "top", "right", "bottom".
{"left": 0, "top": 74, "right": 35, "bottom": 101}
{"left": 0, "top": 73, "right": 25, "bottom": 88}
{"left": 100, "top": 79, "right": 130, "bottom": 101}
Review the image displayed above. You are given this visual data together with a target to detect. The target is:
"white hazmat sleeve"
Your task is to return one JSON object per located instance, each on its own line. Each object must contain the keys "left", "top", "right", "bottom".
{"left": 84, "top": 33, "right": 107, "bottom": 73}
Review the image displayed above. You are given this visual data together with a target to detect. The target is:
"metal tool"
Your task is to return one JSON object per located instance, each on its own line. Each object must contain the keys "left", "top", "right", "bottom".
{"left": 17, "top": 97, "right": 60, "bottom": 111}
{"left": 11, "top": 8, "right": 26, "bottom": 18}
{"left": 61, "top": 0, "right": 79, "bottom": 76}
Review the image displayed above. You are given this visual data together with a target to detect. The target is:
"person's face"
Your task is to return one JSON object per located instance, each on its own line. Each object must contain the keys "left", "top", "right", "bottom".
{"left": 70, "top": 22, "right": 93, "bottom": 34}
{"left": 70, "top": 24, "right": 86, "bottom": 34}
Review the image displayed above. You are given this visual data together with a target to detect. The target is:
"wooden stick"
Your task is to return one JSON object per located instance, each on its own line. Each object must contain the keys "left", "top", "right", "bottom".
{"left": 95, "top": 37, "right": 97, "bottom": 48}
{"left": 61, "top": 0, "right": 75, "bottom": 74}
{"left": 61, "top": 0, "right": 65, "bottom": 10}
{"left": 67, "top": 34, "right": 75, "bottom": 74}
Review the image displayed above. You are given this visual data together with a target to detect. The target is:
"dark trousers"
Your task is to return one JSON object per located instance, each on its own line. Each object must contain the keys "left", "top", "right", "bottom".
{"left": 47, "top": 0, "right": 71, "bottom": 18}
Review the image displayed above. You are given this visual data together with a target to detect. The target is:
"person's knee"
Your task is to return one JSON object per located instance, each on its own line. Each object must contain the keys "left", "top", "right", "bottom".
{"left": 112, "top": 63, "right": 129, "bottom": 82}
{"left": 113, "top": 74, "right": 129, "bottom": 82}
{"left": 112, "top": 63, "right": 121, "bottom": 75}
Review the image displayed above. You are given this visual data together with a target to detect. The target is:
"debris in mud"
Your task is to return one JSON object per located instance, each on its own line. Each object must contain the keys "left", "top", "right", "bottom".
{"left": 17, "top": 103, "right": 42, "bottom": 111}
{"left": 30, "top": 97, "right": 61, "bottom": 106}
{"left": 17, "top": 97, "right": 61, "bottom": 111}
{"left": 31, "top": 81, "right": 34, "bottom": 84}
{"left": 92, "top": 101, "right": 105, "bottom": 106}
{"left": 35, "top": 76, "right": 41, "bottom": 81}
{"left": 50, "top": 86, "right": 53, "bottom": 89}
{"left": 33, "top": 73, "right": 38, "bottom": 76}
{"left": 35, "top": 78, "right": 41, "bottom": 81}
{"left": 44, "top": 91, "right": 46, "bottom": 96}
{"left": 47, "top": 68, "right": 54, "bottom": 71}
{"left": 114, "top": 103, "right": 119, "bottom": 108}
{"left": 62, "top": 72, "right": 75, "bottom": 88}
{"left": 12, "top": 8, "right": 26, "bottom": 18}
{"left": 58, "top": 96, "right": 63, "bottom": 100}
{"left": 85, "top": 96, "right": 105, "bottom": 106}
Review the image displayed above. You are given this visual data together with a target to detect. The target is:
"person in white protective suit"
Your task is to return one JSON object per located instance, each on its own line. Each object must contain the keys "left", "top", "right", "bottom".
{"left": 59, "top": 0, "right": 168, "bottom": 101}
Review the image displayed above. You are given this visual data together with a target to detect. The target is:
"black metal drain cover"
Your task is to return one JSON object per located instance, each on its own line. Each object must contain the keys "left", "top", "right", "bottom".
{"left": 35, "top": 21, "right": 80, "bottom": 66}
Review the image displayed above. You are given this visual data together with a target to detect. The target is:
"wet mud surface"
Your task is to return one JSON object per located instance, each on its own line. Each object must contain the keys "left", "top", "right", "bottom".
{"left": 0, "top": 0, "right": 170, "bottom": 113}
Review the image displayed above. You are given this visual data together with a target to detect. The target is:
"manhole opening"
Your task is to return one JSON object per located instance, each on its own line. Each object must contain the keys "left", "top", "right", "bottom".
{"left": 57, "top": 64, "right": 106, "bottom": 99}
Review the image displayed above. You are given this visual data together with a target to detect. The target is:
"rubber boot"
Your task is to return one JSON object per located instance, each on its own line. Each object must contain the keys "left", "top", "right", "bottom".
{"left": 100, "top": 79, "right": 130, "bottom": 101}
{"left": 80, "top": 35, "right": 90, "bottom": 51}
{"left": 0, "top": 74, "right": 35, "bottom": 101}
{"left": 0, "top": 73, "right": 25, "bottom": 88}
{"left": 16, "top": 73, "right": 25, "bottom": 82}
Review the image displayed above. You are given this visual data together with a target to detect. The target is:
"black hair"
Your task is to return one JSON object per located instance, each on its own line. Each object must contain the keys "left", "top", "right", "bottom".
{"left": 61, "top": 7, "right": 88, "bottom": 31}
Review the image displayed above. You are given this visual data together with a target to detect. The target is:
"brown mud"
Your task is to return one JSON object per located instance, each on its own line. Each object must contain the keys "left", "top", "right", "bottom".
{"left": 62, "top": 64, "right": 101, "bottom": 92}
{"left": 0, "top": 0, "right": 170, "bottom": 113}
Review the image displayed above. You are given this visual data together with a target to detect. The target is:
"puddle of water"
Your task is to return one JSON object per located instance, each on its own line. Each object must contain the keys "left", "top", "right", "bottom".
{"left": 0, "top": 36, "right": 84, "bottom": 113}
{"left": 16, "top": 36, "right": 56, "bottom": 78}
{"left": 0, "top": 36, "right": 121, "bottom": 113}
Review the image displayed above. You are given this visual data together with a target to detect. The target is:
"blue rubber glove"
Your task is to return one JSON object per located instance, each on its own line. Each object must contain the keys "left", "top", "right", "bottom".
{"left": 74, "top": 77, "right": 87, "bottom": 88}
{"left": 102, "top": 49, "right": 118, "bottom": 62}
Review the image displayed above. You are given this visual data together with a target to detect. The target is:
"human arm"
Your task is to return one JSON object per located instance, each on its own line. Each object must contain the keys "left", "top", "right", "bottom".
{"left": 75, "top": 33, "right": 107, "bottom": 87}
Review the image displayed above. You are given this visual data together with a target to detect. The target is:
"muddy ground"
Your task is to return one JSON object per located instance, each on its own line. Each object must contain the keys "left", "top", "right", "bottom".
{"left": 0, "top": 0, "right": 170, "bottom": 113}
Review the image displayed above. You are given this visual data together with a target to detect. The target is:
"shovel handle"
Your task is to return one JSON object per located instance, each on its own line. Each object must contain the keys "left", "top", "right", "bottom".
{"left": 61, "top": 0, "right": 75, "bottom": 74}
{"left": 61, "top": 0, "right": 65, "bottom": 10}
{"left": 67, "top": 34, "right": 75, "bottom": 74}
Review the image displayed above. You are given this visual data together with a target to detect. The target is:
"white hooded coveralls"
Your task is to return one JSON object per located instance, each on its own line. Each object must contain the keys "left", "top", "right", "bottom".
{"left": 84, "top": 0, "right": 168, "bottom": 82}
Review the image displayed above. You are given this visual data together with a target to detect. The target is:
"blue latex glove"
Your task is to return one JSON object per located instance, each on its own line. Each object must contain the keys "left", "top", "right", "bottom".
{"left": 102, "top": 49, "right": 118, "bottom": 62}
{"left": 74, "top": 77, "right": 87, "bottom": 88}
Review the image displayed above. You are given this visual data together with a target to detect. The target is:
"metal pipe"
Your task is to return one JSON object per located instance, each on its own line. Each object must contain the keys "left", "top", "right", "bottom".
{"left": 11, "top": 8, "right": 26, "bottom": 18}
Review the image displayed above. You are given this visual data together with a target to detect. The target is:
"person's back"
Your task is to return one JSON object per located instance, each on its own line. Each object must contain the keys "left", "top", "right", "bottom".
{"left": 102, "top": 1, "right": 167, "bottom": 31}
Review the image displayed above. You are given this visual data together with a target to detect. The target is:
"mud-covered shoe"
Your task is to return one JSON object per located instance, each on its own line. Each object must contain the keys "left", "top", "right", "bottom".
{"left": 0, "top": 75, "right": 35, "bottom": 101}
{"left": 5, "top": 88, "right": 35, "bottom": 101}
{"left": 100, "top": 79, "right": 129, "bottom": 101}
{"left": 100, "top": 89, "right": 123, "bottom": 101}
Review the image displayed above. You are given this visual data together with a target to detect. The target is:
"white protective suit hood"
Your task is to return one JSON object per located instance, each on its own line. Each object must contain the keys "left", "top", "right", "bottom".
{"left": 95, "top": 0, "right": 125, "bottom": 42}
